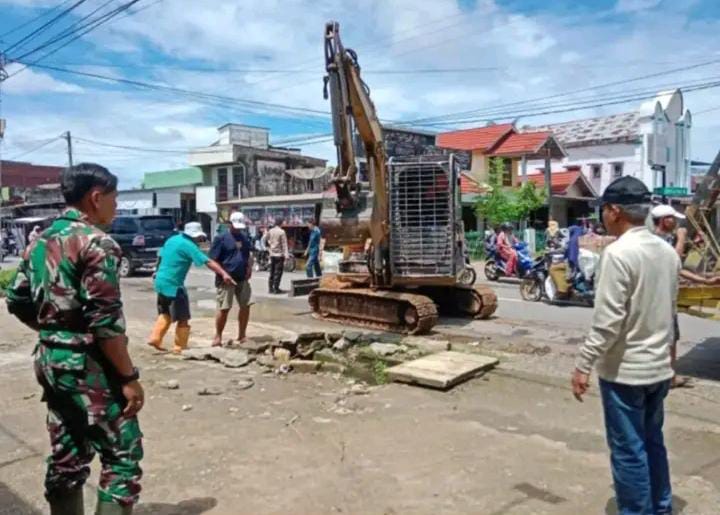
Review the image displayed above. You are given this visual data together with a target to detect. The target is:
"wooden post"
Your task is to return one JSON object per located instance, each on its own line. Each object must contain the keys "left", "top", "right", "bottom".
{"left": 544, "top": 149, "right": 553, "bottom": 221}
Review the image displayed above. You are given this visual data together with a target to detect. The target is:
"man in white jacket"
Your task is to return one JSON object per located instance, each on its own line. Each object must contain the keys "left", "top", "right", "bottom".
{"left": 572, "top": 176, "right": 680, "bottom": 515}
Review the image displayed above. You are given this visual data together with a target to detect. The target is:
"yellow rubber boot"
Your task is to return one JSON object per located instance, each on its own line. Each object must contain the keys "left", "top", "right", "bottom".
{"left": 147, "top": 314, "right": 171, "bottom": 351}
{"left": 173, "top": 325, "right": 191, "bottom": 354}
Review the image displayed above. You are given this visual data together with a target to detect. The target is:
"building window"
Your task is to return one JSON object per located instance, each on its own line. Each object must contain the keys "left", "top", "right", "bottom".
{"left": 590, "top": 164, "right": 602, "bottom": 179}
{"left": 306, "top": 179, "right": 314, "bottom": 191}
{"left": 612, "top": 162, "right": 624, "bottom": 178}
{"left": 232, "top": 166, "right": 244, "bottom": 198}
{"left": 501, "top": 158, "right": 513, "bottom": 187}
{"left": 217, "top": 167, "right": 228, "bottom": 201}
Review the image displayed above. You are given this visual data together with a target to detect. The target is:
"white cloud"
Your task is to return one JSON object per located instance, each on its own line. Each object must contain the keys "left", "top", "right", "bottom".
{"left": 615, "top": 0, "right": 663, "bottom": 13}
{"left": 2, "top": 64, "right": 84, "bottom": 94}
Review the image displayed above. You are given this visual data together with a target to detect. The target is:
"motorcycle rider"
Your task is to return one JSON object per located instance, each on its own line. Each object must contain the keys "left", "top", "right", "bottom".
{"left": 496, "top": 223, "right": 518, "bottom": 276}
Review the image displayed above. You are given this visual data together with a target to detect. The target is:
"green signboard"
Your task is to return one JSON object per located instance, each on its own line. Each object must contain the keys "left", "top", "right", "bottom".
{"left": 653, "top": 187, "right": 688, "bottom": 196}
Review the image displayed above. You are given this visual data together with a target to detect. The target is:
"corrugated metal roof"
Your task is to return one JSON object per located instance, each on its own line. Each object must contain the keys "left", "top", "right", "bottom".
{"left": 436, "top": 123, "right": 514, "bottom": 151}
{"left": 528, "top": 112, "right": 641, "bottom": 147}
{"left": 142, "top": 167, "right": 203, "bottom": 189}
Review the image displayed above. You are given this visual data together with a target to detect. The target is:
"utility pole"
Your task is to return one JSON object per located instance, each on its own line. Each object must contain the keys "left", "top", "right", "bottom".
{"left": 1, "top": 51, "right": 8, "bottom": 233}
{"left": 544, "top": 148, "right": 553, "bottom": 221}
{"left": 64, "top": 131, "right": 73, "bottom": 168}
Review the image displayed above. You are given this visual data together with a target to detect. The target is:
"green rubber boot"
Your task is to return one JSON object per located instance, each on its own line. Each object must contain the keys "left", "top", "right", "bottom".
{"left": 49, "top": 487, "right": 84, "bottom": 515}
{"left": 95, "top": 502, "right": 133, "bottom": 515}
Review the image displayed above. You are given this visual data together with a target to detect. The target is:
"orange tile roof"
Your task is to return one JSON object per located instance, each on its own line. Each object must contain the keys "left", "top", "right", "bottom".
{"left": 460, "top": 173, "right": 484, "bottom": 194}
{"left": 489, "top": 131, "right": 553, "bottom": 156}
{"left": 436, "top": 123, "right": 514, "bottom": 152}
{"left": 527, "top": 171, "right": 582, "bottom": 195}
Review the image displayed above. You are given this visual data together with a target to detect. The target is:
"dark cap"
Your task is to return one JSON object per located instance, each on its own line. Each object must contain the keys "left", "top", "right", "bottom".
{"left": 592, "top": 176, "right": 651, "bottom": 207}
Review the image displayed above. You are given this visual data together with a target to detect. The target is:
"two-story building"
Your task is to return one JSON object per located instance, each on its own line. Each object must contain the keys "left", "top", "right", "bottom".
{"left": 525, "top": 89, "right": 692, "bottom": 196}
{"left": 437, "top": 124, "right": 571, "bottom": 225}
{"left": 188, "top": 124, "right": 329, "bottom": 234}
{"left": 116, "top": 166, "right": 204, "bottom": 223}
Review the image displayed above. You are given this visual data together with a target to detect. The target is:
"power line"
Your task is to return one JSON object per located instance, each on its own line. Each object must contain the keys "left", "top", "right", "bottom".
{"left": 2, "top": 0, "right": 87, "bottom": 55}
{"left": 73, "top": 136, "right": 198, "bottom": 154}
{"left": 241, "top": 9, "right": 470, "bottom": 89}
{"left": 13, "top": 0, "right": 118, "bottom": 61}
{"left": 0, "top": 0, "right": 75, "bottom": 43}
{"left": 7, "top": 136, "right": 63, "bottom": 160}
{"left": 412, "top": 74, "right": 720, "bottom": 127}
{"left": 694, "top": 105, "right": 720, "bottom": 115}
{"left": 44, "top": 57, "right": 720, "bottom": 76}
{"left": 8, "top": 0, "right": 142, "bottom": 78}
{"left": 417, "top": 79, "right": 720, "bottom": 127}
{"left": 13, "top": 61, "right": 332, "bottom": 119}
{"left": 403, "top": 58, "right": 720, "bottom": 126}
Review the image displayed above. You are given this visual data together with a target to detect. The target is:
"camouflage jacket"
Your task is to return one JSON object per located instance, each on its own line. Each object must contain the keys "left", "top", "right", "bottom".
{"left": 6, "top": 208, "right": 126, "bottom": 347}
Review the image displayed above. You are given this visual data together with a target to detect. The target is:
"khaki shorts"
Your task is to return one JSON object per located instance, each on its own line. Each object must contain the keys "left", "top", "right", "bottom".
{"left": 216, "top": 281, "right": 252, "bottom": 310}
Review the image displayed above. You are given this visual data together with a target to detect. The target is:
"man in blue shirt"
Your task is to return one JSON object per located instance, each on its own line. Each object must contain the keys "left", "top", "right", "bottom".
{"left": 148, "top": 222, "right": 235, "bottom": 354}
{"left": 209, "top": 212, "right": 254, "bottom": 346}
{"left": 304, "top": 218, "right": 323, "bottom": 278}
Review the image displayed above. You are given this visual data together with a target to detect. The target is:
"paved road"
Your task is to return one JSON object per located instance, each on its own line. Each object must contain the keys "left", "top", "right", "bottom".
{"left": 178, "top": 267, "right": 718, "bottom": 352}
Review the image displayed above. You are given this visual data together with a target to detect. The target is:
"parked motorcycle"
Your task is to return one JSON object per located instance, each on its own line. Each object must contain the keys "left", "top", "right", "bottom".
{"left": 1, "top": 234, "right": 19, "bottom": 261}
{"left": 520, "top": 250, "right": 596, "bottom": 306}
{"left": 484, "top": 241, "right": 534, "bottom": 281}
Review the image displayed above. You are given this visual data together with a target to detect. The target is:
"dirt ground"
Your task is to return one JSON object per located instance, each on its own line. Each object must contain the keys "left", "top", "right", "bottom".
{"left": 1, "top": 277, "right": 719, "bottom": 514}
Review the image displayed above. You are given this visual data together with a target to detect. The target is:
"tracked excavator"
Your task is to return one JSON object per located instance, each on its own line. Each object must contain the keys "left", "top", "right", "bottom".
{"left": 308, "top": 22, "right": 498, "bottom": 334}
{"left": 677, "top": 150, "right": 720, "bottom": 317}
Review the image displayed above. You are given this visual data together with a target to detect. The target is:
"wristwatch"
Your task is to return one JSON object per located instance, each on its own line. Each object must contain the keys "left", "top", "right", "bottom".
{"left": 118, "top": 367, "right": 140, "bottom": 385}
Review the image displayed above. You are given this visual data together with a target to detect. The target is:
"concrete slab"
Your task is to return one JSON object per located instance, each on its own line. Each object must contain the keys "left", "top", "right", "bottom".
{"left": 387, "top": 351, "right": 499, "bottom": 389}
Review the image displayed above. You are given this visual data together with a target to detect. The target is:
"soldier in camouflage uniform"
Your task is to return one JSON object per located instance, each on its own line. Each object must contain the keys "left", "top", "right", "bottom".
{"left": 6, "top": 163, "right": 144, "bottom": 515}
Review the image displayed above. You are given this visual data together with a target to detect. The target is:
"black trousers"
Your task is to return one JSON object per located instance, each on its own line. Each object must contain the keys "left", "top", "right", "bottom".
{"left": 269, "top": 256, "right": 284, "bottom": 292}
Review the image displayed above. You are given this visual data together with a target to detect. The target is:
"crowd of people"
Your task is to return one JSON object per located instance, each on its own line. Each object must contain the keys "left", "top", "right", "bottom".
{"left": 4, "top": 164, "right": 719, "bottom": 514}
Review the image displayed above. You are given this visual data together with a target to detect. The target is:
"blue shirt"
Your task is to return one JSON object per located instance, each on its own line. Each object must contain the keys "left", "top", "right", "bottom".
{"left": 210, "top": 230, "right": 251, "bottom": 281}
{"left": 154, "top": 233, "right": 209, "bottom": 298}
{"left": 307, "top": 226, "right": 322, "bottom": 258}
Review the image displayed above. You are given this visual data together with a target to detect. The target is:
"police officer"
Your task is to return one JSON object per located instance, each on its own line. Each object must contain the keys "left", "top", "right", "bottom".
{"left": 7, "top": 163, "right": 144, "bottom": 515}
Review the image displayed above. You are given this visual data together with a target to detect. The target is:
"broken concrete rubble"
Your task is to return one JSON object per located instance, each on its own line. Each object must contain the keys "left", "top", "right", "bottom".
{"left": 159, "top": 379, "right": 180, "bottom": 390}
{"left": 368, "top": 342, "right": 401, "bottom": 356}
{"left": 319, "top": 362, "right": 346, "bottom": 374}
{"left": 314, "top": 348, "right": 344, "bottom": 364}
{"left": 289, "top": 360, "right": 321, "bottom": 373}
{"left": 332, "top": 337, "right": 351, "bottom": 351}
{"left": 181, "top": 347, "right": 252, "bottom": 368}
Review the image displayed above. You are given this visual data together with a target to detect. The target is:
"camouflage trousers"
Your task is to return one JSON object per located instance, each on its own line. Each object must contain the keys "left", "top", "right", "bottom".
{"left": 33, "top": 344, "right": 143, "bottom": 506}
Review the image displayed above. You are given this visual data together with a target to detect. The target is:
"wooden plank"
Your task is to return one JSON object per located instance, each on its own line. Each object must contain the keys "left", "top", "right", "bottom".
{"left": 386, "top": 351, "right": 498, "bottom": 390}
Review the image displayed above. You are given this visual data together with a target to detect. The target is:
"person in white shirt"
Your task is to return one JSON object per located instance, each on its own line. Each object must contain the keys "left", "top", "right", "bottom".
{"left": 28, "top": 225, "right": 42, "bottom": 245}
{"left": 572, "top": 176, "right": 679, "bottom": 515}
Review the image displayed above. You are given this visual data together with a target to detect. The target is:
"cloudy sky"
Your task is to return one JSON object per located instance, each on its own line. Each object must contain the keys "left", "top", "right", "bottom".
{"left": 1, "top": 0, "right": 719, "bottom": 188}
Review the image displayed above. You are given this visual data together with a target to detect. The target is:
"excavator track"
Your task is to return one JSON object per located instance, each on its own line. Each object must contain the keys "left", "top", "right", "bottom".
{"left": 419, "top": 284, "right": 498, "bottom": 319}
{"left": 309, "top": 287, "right": 438, "bottom": 334}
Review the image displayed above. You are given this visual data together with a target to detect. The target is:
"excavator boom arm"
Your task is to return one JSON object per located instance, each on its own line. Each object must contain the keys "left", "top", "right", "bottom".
{"left": 323, "top": 21, "right": 388, "bottom": 248}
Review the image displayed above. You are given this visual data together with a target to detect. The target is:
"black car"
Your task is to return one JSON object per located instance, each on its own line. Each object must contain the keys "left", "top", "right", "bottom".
{"left": 109, "top": 215, "right": 176, "bottom": 277}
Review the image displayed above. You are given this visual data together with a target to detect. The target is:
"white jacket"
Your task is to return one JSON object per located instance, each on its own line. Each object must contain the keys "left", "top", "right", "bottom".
{"left": 576, "top": 226, "right": 680, "bottom": 385}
